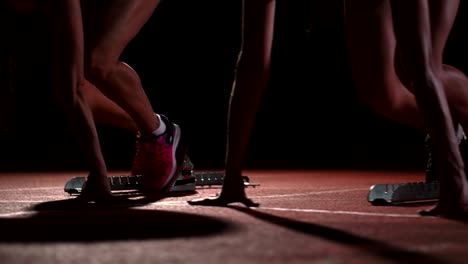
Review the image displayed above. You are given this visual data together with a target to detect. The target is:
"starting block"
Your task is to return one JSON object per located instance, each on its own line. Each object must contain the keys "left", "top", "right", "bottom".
{"left": 64, "top": 156, "right": 259, "bottom": 195}
{"left": 368, "top": 181, "right": 439, "bottom": 205}
{"left": 368, "top": 125, "right": 467, "bottom": 205}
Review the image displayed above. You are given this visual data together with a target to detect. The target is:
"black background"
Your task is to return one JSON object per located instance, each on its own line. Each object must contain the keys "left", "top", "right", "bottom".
{"left": 1, "top": 0, "right": 468, "bottom": 172}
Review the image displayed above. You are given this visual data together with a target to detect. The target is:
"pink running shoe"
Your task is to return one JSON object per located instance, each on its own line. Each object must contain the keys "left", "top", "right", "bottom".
{"left": 131, "top": 115, "right": 181, "bottom": 192}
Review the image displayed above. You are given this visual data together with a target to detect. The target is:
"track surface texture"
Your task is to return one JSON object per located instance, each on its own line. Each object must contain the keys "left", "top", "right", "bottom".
{"left": 0, "top": 170, "right": 467, "bottom": 264}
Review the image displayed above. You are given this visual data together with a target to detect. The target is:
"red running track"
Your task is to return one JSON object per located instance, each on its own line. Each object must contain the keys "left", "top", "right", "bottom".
{"left": 0, "top": 170, "right": 467, "bottom": 264}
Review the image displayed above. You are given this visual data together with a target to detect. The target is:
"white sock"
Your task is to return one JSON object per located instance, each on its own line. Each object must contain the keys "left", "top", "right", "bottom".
{"left": 152, "top": 114, "right": 166, "bottom": 136}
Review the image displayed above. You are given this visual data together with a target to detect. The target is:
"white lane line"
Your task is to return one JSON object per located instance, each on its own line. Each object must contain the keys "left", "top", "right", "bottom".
{"left": 0, "top": 187, "right": 63, "bottom": 192}
{"left": 1, "top": 188, "right": 417, "bottom": 219}
{"left": 0, "top": 211, "right": 36, "bottom": 218}
{"left": 0, "top": 198, "right": 64, "bottom": 203}
{"left": 0, "top": 205, "right": 421, "bottom": 219}
{"left": 184, "top": 188, "right": 367, "bottom": 202}
{"left": 0, "top": 187, "right": 366, "bottom": 200}
{"left": 153, "top": 199, "right": 422, "bottom": 218}
{"left": 252, "top": 188, "right": 367, "bottom": 199}
{"left": 0, "top": 207, "right": 422, "bottom": 219}
{"left": 0, "top": 188, "right": 366, "bottom": 204}
{"left": 257, "top": 207, "right": 421, "bottom": 218}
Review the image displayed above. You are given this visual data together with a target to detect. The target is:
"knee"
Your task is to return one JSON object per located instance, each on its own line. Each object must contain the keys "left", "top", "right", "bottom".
{"left": 401, "top": 59, "right": 438, "bottom": 91}
{"left": 84, "top": 52, "right": 113, "bottom": 84}
{"left": 53, "top": 83, "right": 83, "bottom": 109}
{"left": 80, "top": 81, "right": 97, "bottom": 108}
{"left": 357, "top": 83, "right": 404, "bottom": 117}
{"left": 408, "top": 71, "right": 442, "bottom": 101}
{"left": 394, "top": 51, "right": 413, "bottom": 88}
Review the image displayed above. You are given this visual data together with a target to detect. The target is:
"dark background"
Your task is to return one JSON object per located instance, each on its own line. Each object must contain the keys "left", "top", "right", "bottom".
{"left": 1, "top": 0, "right": 468, "bottom": 172}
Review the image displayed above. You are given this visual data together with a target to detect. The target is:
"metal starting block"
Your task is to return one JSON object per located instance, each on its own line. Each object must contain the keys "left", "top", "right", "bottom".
{"left": 193, "top": 171, "right": 257, "bottom": 188}
{"left": 64, "top": 172, "right": 259, "bottom": 195}
{"left": 64, "top": 155, "right": 260, "bottom": 195}
{"left": 368, "top": 181, "right": 439, "bottom": 205}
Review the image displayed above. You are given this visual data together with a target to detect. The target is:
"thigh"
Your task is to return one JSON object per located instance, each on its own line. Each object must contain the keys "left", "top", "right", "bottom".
{"left": 344, "top": 0, "right": 399, "bottom": 92}
{"left": 390, "top": 0, "right": 432, "bottom": 76}
{"left": 242, "top": 0, "right": 275, "bottom": 65}
{"left": 81, "top": 0, "right": 160, "bottom": 60}
{"left": 428, "top": 0, "right": 460, "bottom": 67}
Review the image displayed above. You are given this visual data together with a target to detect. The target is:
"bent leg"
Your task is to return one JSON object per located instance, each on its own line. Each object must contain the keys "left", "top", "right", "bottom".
{"left": 440, "top": 65, "right": 468, "bottom": 131}
{"left": 428, "top": 0, "right": 468, "bottom": 133}
{"left": 344, "top": 0, "right": 425, "bottom": 131}
{"left": 44, "top": 0, "right": 111, "bottom": 200}
{"left": 391, "top": 0, "right": 468, "bottom": 218}
{"left": 82, "top": 0, "right": 161, "bottom": 137}
{"left": 81, "top": 0, "right": 184, "bottom": 193}
{"left": 82, "top": 80, "right": 138, "bottom": 133}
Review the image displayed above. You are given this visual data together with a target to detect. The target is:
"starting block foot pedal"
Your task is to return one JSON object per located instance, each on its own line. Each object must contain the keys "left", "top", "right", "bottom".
{"left": 368, "top": 181, "right": 439, "bottom": 205}
{"left": 64, "top": 173, "right": 201, "bottom": 195}
{"left": 64, "top": 172, "right": 259, "bottom": 195}
{"left": 194, "top": 172, "right": 260, "bottom": 188}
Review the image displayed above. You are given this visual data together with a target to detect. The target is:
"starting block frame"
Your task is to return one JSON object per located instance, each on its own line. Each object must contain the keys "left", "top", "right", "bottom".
{"left": 368, "top": 126, "right": 467, "bottom": 205}
{"left": 367, "top": 181, "right": 439, "bottom": 205}
{"left": 64, "top": 172, "right": 259, "bottom": 195}
{"left": 64, "top": 154, "right": 259, "bottom": 195}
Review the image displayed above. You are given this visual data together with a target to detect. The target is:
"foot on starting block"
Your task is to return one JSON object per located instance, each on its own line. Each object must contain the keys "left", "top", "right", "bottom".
{"left": 368, "top": 181, "right": 439, "bottom": 205}
{"left": 64, "top": 174, "right": 195, "bottom": 195}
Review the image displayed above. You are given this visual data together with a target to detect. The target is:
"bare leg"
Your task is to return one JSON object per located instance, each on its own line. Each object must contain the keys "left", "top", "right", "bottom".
{"left": 390, "top": 0, "right": 468, "bottom": 219}
{"left": 79, "top": 0, "right": 184, "bottom": 193}
{"left": 344, "top": 0, "right": 425, "bottom": 131}
{"left": 81, "top": 0, "right": 161, "bottom": 137}
{"left": 429, "top": 0, "right": 468, "bottom": 133}
{"left": 82, "top": 80, "right": 138, "bottom": 133}
{"left": 188, "top": 0, "right": 275, "bottom": 207}
{"left": 440, "top": 65, "right": 468, "bottom": 132}
{"left": 346, "top": 0, "right": 468, "bottom": 132}
{"left": 44, "top": 0, "right": 111, "bottom": 200}
{"left": 346, "top": 0, "right": 468, "bottom": 191}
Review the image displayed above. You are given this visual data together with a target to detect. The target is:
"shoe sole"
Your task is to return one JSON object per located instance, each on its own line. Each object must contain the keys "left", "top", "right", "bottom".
{"left": 159, "top": 124, "right": 181, "bottom": 192}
